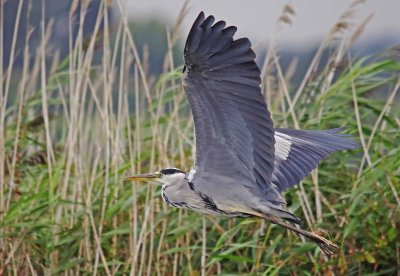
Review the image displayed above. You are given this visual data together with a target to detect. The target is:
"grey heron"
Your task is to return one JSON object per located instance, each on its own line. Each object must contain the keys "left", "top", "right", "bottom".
{"left": 126, "top": 12, "right": 358, "bottom": 255}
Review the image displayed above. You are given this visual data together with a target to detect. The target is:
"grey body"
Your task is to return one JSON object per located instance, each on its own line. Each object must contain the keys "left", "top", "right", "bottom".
{"left": 161, "top": 170, "right": 285, "bottom": 219}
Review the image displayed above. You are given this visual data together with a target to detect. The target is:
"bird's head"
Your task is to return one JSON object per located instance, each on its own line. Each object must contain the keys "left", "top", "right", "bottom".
{"left": 125, "top": 168, "right": 186, "bottom": 185}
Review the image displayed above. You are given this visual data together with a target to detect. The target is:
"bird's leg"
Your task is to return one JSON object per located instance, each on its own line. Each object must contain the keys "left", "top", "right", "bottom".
{"left": 262, "top": 214, "right": 339, "bottom": 256}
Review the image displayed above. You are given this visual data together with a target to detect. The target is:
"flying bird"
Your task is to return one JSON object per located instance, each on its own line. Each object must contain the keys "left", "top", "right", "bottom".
{"left": 126, "top": 12, "right": 358, "bottom": 255}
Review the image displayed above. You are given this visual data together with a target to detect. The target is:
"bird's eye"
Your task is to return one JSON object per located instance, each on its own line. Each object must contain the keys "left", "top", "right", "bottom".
{"left": 155, "top": 171, "right": 162, "bottom": 178}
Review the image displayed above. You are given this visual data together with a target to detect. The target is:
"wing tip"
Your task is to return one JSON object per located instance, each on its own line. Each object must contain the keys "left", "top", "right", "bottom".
{"left": 184, "top": 12, "right": 206, "bottom": 54}
{"left": 185, "top": 12, "right": 254, "bottom": 67}
{"left": 196, "top": 11, "right": 205, "bottom": 24}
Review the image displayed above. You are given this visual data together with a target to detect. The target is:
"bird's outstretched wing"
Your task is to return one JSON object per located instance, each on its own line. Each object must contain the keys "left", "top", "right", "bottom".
{"left": 272, "top": 128, "right": 359, "bottom": 191}
{"left": 183, "top": 12, "right": 275, "bottom": 194}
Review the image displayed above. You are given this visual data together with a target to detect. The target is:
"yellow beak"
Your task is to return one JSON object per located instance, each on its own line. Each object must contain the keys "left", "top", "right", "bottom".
{"left": 124, "top": 173, "right": 160, "bottom": 182}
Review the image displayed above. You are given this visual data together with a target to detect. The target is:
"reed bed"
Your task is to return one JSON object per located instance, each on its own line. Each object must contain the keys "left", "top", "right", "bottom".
{"left": 0, "top": 1, "right": 399, "bottom": 275}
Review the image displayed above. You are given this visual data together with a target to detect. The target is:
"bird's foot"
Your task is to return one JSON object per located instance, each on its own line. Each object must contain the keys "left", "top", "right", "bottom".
{"left": 312, "top": 234, "right": 339, "bottom": 256}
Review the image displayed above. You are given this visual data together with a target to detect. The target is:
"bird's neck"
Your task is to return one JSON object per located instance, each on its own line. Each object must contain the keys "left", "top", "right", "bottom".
{"left": 161, "top": 177, "right": 195, "bottom": 208}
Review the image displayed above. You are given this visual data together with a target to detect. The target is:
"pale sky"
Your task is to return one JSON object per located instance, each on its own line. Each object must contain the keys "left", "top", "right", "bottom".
{"left": 122, "top": 0, "right": 400, "bottom": 50}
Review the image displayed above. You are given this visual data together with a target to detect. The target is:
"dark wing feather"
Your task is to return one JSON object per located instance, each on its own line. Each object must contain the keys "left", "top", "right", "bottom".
{"left": 272, "top": 128, "right": 359, "bottom": 191}
{"left": 183, "top": 12, "right": 275, "bottom": 194}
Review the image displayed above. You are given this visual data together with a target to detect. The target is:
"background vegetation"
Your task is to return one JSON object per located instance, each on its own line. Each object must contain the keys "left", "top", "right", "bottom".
{"left": 1, "top": 1, "right": 399, "bottom": 275}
